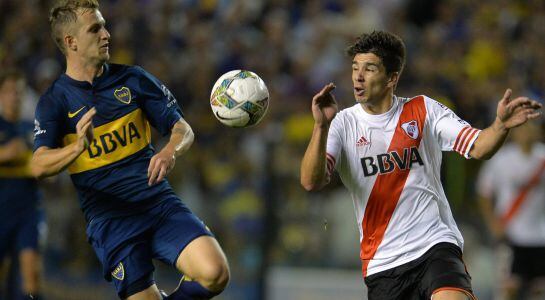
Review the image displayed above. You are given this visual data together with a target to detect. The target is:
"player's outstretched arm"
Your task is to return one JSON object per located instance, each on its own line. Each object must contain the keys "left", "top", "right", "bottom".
{"left": 147, "top": 118, "right": 194, "bottom": 186}
{"left": 31, "top": 108, "right": 96, "bottom": 178}
{"left": 301, "top": 83, "right": 338, "bottom": 191}
{"left": 469, "top": 89, "right": 542, "bottom": 160}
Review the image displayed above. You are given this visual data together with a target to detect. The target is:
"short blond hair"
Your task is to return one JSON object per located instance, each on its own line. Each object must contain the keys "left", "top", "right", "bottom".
{"left": 49, "top": 0, "right": 99, "bottom": 54}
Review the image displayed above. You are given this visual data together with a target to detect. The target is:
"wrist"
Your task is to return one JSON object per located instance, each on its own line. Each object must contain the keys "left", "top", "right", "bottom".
{"left": 314, "top": 122, "right": 329, "bottom": 130}
{"left": 161, "top": 146, "right": 176, "bottom": 159}
{"left": 493, "top": 117, "right": 509, "bottom": 133}
{"left": 72, "top": 141, "right": 86, "bottom": 156}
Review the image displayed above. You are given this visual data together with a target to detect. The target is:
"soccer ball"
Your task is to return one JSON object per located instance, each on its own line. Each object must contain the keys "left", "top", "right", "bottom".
{"left": 210, "top": 70, "right": 269, "bottom": 127}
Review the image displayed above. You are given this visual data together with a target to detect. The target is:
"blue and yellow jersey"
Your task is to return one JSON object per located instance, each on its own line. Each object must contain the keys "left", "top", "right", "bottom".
{"left": 0, "top": 117, "right": 40, "bottom": 219}
{"left": 34, "top": 64, "right": 182, "bottom": 222}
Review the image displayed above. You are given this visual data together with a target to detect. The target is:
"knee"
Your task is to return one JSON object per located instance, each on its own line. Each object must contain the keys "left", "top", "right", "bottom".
{"left": 198, "top": 261, "right": 230, "bottom": 292}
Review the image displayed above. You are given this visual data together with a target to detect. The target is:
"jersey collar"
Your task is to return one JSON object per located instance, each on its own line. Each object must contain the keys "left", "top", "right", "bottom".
{"left": 60, "top": 64, "right": 110, "bottom": 89}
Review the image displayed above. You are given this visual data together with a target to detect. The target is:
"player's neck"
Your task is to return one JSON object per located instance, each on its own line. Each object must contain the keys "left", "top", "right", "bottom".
{"left": 65, "top": 57, "right": 105, "bottom": 84}
{"left": 361, "top": 93, "right": 394, "bottom": 115}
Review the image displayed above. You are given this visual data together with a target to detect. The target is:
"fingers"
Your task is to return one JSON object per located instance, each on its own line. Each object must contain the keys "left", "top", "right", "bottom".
{"left": 147, "top": 156, "right": 156, "bottom": 180}
{"left": 313, "top": 83, "right": 336, "bottom": 101}
{"left": 502, "top": 89, "right": 512, "bottom": 103}
{"left": 148, "top": 156, "right": 171, "bottom": 186}
{"left": 155, "top": 165, "right": 167, "bottom": 184}
{"left": 76, "top": 108, "right": 96, "bottom": 132}
{"left": 507, "top": 97, "right": 542, "bottom": 111}
{"left": 79, "top": 107, "right": 96, "bottom": 125}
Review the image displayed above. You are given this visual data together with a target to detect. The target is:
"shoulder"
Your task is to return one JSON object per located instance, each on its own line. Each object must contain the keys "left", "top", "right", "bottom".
{"left": 401, "top": 95, "right": 444, "bottom": 110}
{"left": 38, "top": 79, "right": 65, "bottom": 105}
{"left": 331, "top": 104, "right": 359, "bottom": 125}
{"left": 35, "top": 80, "right": 68, "bottom": 114}
{"left": 336, "top": 103, "right": 361, "bottom": 119}
{"left": 118, "top": 64, "right": 152, "bottom": 78}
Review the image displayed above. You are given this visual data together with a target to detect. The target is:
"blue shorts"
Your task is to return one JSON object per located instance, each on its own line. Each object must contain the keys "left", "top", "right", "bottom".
{"left": 0, "top": 208, "right": 45, "bottom": 259}
{"left": 86, "top": 197, "right": 213, "bottom": 299}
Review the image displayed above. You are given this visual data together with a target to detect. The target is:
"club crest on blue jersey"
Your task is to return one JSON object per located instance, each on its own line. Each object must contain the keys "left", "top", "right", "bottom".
{"left": 401, "top": 120, "right": 419, "bottom": 139}
{"left": 114, "top": 87, "right": 131, "bottom": 104}
{"left": 112, "top": 262, "right": 124, "bottom": 280}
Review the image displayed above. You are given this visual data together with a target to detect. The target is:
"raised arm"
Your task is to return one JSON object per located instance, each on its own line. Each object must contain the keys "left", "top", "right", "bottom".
{"left": 470, "top": 89, "right": 542, "bottom": 160}
{"left": 147, "top": 117, "right": 194, "bottom": 186}
{"left": 31, "top": 108, "right": 96, "bottom": 178}
{"left": 300, "top": 83, "right": 338, "bottom": 191}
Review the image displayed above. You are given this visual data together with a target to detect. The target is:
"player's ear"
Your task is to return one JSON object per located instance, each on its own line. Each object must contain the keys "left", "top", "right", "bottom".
{"left": 65, "top": 34, "right": 77, "bottom": 51}
{"left": 387, "top": 71, "right": 399, "bottom": 89}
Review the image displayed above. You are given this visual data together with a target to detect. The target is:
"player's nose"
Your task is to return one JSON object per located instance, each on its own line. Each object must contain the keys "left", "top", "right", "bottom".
{"left": 101, "top": 28, "right": 111, "bottom": 40}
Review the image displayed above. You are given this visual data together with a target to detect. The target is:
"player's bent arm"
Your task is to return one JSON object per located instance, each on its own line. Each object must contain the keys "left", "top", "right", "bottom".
{"left": 31, "top": 144, "right": 85, "bottom": 178}
{"left": 147, "top": 118, "right": 194, "bottom": 186}
{"left": 468, "top": 119, "right": 509, "bottom": 160}
{"left": 162, "top": 118, "right": 194, "bottom": 158}
{"left": 300, "top": 124, "right": 330, "bottom": 191}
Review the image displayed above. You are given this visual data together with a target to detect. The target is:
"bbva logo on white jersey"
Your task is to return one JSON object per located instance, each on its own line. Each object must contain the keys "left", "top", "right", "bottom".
{"left": 401, "top": 120, "right": 419, "bottom": 139}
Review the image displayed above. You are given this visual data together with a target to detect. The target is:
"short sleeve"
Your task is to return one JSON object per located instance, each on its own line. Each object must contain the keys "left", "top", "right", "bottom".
{"left": 326, "top": 114, "right": 343, "bottom": 176}
{"left": 426, "top": 96, "right": 481, "bottom": 158}
{"left": 135, "top": 67, "right": 183, "bottom": 136}
{"left": 33, "top": 95, "right": 63, "bottom": 151}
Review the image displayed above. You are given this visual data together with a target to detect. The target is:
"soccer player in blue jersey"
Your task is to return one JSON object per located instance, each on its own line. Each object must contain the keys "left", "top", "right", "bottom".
{"left": 0, "top": 70, "right": 44, "bottom": 300}
{"left": 31, "top": 1, "right": 229, "bottom": 299}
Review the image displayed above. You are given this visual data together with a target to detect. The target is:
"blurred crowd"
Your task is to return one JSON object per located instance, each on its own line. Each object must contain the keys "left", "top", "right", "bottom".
{"left": 1, "top": 0, "right": 544, "bottom": 299}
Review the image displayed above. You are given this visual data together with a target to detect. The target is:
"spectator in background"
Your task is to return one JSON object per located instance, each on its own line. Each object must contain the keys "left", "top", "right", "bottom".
{"left": 477, "top": 120, "right": 545, "bottom": 300}
{"left": 0, "top": 69, "right": 45, "bottom": 300}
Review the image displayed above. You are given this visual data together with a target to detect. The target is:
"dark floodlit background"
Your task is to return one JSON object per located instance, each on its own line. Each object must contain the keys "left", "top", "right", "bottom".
{"left": 1, "top": 0, "right": 544, "bottom": 299}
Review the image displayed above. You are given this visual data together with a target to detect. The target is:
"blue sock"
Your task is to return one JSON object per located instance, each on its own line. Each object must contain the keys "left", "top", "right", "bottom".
{"left": 166, "top": 276, "right": 219, "bottom": 300}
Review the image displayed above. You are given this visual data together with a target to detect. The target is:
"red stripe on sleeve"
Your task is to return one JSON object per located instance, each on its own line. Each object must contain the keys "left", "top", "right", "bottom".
{"left": 460, "top": 128, "right": 479, "bottom": 155}
{"left": 454, "top": 126, "right": 470, "bottom": 152}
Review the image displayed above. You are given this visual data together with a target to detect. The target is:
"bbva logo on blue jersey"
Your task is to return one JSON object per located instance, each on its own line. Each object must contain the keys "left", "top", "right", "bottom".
{"left": 361, "top": 147, "right": 424, "bottom": 177}
{"left": 87, "top": 121, "right": 142, "bottom": 158}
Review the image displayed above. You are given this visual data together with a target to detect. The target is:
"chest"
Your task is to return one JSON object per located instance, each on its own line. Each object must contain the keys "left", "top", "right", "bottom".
{"left": 342, "top": 115, "right": 428, "bottom": 177}
{"left": 63, "top": 85, "right": 140, "bottom": 130}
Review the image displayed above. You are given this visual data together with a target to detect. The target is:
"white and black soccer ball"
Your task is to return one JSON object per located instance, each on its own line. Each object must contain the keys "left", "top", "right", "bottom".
{"left": 210, "top": 70, "right": 269, "bottom": 127}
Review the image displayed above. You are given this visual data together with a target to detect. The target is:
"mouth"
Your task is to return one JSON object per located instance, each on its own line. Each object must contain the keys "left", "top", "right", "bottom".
{"left": 100, "top": 43, "right": 109, "bottom": 50}
{"left": 354, "top": 87, "right": 365, "bottom": 97}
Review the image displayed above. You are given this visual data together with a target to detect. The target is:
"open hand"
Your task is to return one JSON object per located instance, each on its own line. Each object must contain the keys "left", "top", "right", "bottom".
{"left": 312, "top": 83, "right": 338, "bottom": 127}
{"left": 496, "top": 89, "right": 542, "bottom": 129}
{"left": 76, "top": 107, "right": 96, "bottom": 152}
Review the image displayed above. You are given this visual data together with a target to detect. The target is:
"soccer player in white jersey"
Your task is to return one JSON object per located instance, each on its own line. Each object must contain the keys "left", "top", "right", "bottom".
{"left": 300, "top": 30, "right": 542, "bottom": 300}
{"left": 477, "top": 120, "right": 545, "bottom": 299}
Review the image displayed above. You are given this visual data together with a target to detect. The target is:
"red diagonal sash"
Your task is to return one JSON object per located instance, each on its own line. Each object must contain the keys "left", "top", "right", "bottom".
{"left": 361, "top": 96, "right": 427, "bottom": 277}
{"left": 501, "top": 159, "right": 545, "bottom": 226}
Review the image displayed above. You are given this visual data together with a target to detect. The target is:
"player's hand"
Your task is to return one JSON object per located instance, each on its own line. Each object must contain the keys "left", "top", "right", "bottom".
{"left": 75, "top": 107, "right": 96, "bottom": 152}
{"left": 496, "top": 89, "right": 542, "bottom": 130}
{"left": 312, "top": 83, "right": 338, "bottom": 127}
{"left": 147, "top": 148, "right": 175, "bottom": 186}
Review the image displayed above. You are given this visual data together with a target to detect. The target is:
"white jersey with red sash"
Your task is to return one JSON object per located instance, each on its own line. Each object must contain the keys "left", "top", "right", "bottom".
{"left": 326, "top": 95, "right": 480, "bottom": 277}
{"left": 477, "top": 143, "right": 545, "bottom": 246}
